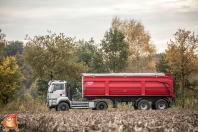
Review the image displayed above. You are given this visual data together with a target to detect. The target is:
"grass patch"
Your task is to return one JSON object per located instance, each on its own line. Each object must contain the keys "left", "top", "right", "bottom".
{"left": 0, "top": 93, "right": 49, "bottom": 114}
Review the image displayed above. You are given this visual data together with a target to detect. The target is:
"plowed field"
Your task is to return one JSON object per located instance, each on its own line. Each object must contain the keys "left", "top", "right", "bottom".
{"left": 0, "top": 110, "right": 198, "bottom": 132}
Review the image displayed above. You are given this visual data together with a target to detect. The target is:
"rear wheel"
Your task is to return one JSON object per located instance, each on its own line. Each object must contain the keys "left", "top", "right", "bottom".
{"left": 57, "top": 102, "right": 69, "bottom": 111}
{"left": 96, "top": 102, "right": 107, "bottom": 110}
{"left": 155, "top": 99, "right": 168, "bottom": 110}
{"left": 138, "top": 100, "right": 150, "bottom": 110}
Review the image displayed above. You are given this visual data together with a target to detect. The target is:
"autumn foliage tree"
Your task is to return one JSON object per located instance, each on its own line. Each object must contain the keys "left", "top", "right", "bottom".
{"left": 111, "top": 17, "right": 156, "bottom": 72}
{"left": 23, "top": 31, "right": 87, "bottom": 80}
{"left": 165, "top": 29, "right": 198, "bottom": 108}
{"left": 0, "top": 29, "right": 23, "bottom": 105}
{"left": 0, "top": 57, "right": 23, "bottom": 104}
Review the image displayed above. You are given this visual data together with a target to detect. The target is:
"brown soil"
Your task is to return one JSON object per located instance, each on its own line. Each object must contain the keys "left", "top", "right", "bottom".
{"left": 0, "top": 109, "right": 198, "bottom": 132}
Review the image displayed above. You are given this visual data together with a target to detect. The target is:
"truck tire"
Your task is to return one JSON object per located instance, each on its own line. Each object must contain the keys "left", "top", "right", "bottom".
{"left": 138, "top": 100, "right": 150, "bottom": 110}
{"left": 155, "top": 99, "right": 168, "bottom": 110}
{"left": 57, "top": 102, "right": 69, "bottom": 111}
{"left": 96, "top": 102, "right": 107, "bottom": 110}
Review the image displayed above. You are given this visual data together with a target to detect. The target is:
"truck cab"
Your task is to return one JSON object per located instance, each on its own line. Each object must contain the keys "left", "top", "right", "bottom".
{"left": 47, "top": 80, "right": 108, "bottom": 111}
{"left": 47, "top": 80, "right": 69, "bottom": 110}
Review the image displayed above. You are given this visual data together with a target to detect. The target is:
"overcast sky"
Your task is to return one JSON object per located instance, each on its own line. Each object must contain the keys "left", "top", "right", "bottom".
{"left": 0, "top": 0, "right": 198, "bottom": 53}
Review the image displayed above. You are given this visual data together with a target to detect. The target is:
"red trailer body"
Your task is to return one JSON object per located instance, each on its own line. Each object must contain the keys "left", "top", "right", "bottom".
{"left": 82, "top": 73, "right": 175, "bottom": 98}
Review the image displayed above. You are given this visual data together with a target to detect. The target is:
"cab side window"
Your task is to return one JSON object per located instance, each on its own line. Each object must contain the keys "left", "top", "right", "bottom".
{"left": 53, "top": 84, "right": 64, "bottom": 91}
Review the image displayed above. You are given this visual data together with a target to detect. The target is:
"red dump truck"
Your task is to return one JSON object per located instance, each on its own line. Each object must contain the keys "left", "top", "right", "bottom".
{"left": 47, "top": 73, "right": 175, "bottom": 111}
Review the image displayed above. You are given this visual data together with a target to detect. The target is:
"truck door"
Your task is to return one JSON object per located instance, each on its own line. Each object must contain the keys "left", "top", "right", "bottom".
{"left": 50, "top": 83, "right": 66, "bottom": 99}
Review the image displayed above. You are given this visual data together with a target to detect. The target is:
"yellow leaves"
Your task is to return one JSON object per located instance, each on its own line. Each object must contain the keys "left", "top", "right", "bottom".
{"left": 0, "top": 56, "right": 23, "bottom": 105}
{"left": 111, "top": 17, "right": 156, "bottom": 73}
{"left": 165, "top": 29, "right": 198, "bottom": 108}
{"left": 166, "top": 29, "right": 198, "bottom": 76}
{"left": 148, "top": 61, "right": 156, "bottom": 69}
{"left": 0, "top": 57, "right": 19, "bottom": 75}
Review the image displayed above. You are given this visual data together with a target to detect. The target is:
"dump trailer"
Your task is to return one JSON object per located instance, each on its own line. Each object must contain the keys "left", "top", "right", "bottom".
{"left": 47, "top": 73, "right": 175, "bottom": 111}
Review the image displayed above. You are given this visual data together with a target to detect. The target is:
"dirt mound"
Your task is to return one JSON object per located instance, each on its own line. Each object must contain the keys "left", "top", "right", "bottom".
{"left": 0, "top": 110, "right": 198, "bottom": 132}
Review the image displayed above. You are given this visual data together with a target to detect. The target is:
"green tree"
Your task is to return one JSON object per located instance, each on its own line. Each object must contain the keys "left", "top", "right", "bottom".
{"left": 3, "top": 41, "right": 24, "bottom": 67}
{"left": 75, "top": 38, "right": 97, "bottom": 72}
{"left": 90, "top": 48, "right": 106, "bottom": 73}
{"left": 23, "top": 32, "right": 87, "bottom": 80}
{"left": 111, "top": 17, "right": 156, "bottom": 72}
{"left": 101, "top": 28, "right": 130, "bottom": 73}
{"left": 0, "top": 30, "right": 23, "bottom": 105}
{"left": 3, "top": 41, "right": 24, "bottom": 56}
{"left": 0, "top": 29, "right": 6, "bottom": 63}
{"left": 36, "top": 78, "right": 48, "bottom": 96}
{"left": 0, "top": 56, "right": 23, "bottom": 105}
{"left": 156, "top": 53, "right": 170, "bottom": 73}
{"left": 165, "top": 29, "right": 198, "bottom": 108}
{"left": 75, "top": 38, "right": 106, "bottom": 73}
{"left": 2, "top": 37, "right": 33, "bottom": 91}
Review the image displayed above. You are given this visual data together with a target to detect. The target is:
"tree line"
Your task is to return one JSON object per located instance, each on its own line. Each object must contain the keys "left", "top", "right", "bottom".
{"left": 0, "top": 17, "right": 198, "bottom": 108}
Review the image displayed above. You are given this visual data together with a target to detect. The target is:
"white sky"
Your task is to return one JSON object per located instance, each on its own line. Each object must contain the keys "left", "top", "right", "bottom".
{"left": 0, "top": 0, "right": 198, "bottom": 53}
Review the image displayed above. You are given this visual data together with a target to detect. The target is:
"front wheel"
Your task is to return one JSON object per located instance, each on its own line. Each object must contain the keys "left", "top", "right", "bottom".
{"left": 57, "top": 102, "right": 69, "bottom": 111}
{"left": 138, "top": 100, "right": 150, "bottom": 110}
{"left": 155, "top": 99, "right": 168, "bottom": 110}
{"left": 96, "top": 102, "right": 107, "bottom": 110}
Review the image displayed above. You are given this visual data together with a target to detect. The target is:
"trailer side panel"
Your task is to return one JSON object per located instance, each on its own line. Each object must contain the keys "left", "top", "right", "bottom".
{"left": 82, "top": 73, "right": 174, "bottom": 98}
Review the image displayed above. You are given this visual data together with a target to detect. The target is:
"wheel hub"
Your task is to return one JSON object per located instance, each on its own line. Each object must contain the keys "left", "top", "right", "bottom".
{"left": 61, "top": 106, "right": 66, "bottom": 110}
{"left": 158, "top": 103, "right": 165, "bottom": 109}
{"left": 140, "top": 103, "right": 148, "bottom": 109}
{"left": 99, "top": 105, "right": 104, "bottom": 109}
